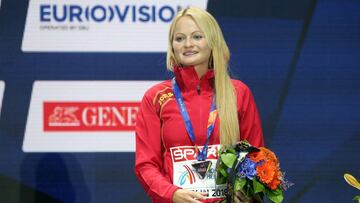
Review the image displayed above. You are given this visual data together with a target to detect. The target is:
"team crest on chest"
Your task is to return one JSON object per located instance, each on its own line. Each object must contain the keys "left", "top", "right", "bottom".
{"left": 153, "top": 87, "right": 174, "bottom": 110}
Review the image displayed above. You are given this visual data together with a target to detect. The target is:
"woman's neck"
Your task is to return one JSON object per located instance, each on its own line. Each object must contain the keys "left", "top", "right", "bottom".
{"left": 194, "top": 65, "right": 209, "bottom": 79}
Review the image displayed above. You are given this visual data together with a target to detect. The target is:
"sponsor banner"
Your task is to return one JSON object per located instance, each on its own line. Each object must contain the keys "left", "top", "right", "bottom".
{"left": 23, "top": 81, "right": 159, "bottom": 152}
{"left": 21, "top": 0, "right": 208, "bottom": 52}
{"left": 0, "top": 81, "right": 4, "bottom": 114}
{"left": 43, "top": 102, "right": 139, "bottom": 131}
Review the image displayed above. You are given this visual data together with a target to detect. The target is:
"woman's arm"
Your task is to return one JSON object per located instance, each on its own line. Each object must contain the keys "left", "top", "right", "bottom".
{"left": 235, "top": 81, "right": 265, "bottom": 147}
{"left": 135, "top": 92, "right": 179, "bottom": 202}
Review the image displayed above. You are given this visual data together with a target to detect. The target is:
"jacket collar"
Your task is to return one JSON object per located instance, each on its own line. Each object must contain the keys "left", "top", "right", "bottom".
{"left": 173, "top": 65, "right": 214, "bottom": 93}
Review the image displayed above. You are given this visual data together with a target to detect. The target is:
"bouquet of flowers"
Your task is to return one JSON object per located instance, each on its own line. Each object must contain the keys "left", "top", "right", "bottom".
{"left": 216, "top": 141, "right": 291, "bottom": 203}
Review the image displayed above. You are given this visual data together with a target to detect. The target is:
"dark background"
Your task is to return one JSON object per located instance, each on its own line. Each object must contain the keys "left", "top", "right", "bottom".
{"left": 0, "top": 0, "right": 359, "bottom": 202}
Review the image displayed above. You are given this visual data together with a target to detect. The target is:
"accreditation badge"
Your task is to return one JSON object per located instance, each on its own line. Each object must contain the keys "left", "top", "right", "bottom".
{"left": 170, "top": 144, "right": 227, "bottom": 199}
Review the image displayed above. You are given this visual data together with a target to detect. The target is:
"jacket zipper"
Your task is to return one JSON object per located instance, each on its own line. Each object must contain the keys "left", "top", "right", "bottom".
{"left": 196, "top": 84, "right": 201, "bottom": 95}
{"left": 197, "top": 83, "right": 203, "bottom": 147}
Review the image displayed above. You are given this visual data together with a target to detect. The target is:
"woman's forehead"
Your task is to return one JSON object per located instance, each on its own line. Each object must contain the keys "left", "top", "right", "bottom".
{"left": 173, "top": 16, "right": 202, "bottom": 34}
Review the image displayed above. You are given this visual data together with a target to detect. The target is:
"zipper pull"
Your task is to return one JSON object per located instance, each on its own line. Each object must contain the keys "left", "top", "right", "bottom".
{"left": 196, "top": 84, "right": 200, "bottom": 95}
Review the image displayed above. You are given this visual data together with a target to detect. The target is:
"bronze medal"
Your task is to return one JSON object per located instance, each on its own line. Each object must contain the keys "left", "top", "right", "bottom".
{"left": 191, "top": 160, "right": 212, "bottom": 179}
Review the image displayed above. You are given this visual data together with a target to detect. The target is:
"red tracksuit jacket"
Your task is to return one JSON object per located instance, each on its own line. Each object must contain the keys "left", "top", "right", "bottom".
{"left": 135, "top": 66, "right": 264, "bottom": 203}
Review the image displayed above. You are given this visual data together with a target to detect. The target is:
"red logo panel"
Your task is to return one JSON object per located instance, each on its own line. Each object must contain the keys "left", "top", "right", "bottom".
{"left": 170, "top": 145, "right": 220, "bottom": 163}
{"left": 44, "top": 102, "right": 140, "bottom": 131}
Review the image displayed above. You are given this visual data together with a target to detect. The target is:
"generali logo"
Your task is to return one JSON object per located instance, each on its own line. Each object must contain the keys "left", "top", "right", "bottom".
{"left": 44, "top": 102, "right": 139, "bottom": 131}
{"left": 23, "top": 81, "right": 159, "bottom": 152}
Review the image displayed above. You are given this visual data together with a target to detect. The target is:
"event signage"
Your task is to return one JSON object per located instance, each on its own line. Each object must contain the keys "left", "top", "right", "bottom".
{"left": 21, "top": 0, "right": 208, "bottom": 52}
{"left": 23, "top": 81, "right": 159, "bottom": 152}
{"left": 0, "top": 81, "right": 4, "bottom": 114}
{"left": 43, "top": 101, "right": 139, "bottom": 131}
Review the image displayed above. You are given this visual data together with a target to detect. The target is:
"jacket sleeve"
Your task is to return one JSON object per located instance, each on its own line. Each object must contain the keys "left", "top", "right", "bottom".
{"left": 237, "top": 84, "right": 265, "bottom": 147}
{"left": 134, "top": 91, "right": 179, "bottom": 203}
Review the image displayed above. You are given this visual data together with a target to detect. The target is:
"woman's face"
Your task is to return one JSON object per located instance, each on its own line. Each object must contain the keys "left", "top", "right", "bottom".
{"left": 172, "top": 16, "right": 211, "bottom": 70}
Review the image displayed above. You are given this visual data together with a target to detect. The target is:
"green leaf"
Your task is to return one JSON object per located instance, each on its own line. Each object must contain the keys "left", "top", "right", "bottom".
{"left": 245, "top": 181, "right": 254, "bottom": 197}
{"left": 218, "top": 164, "right": 228, "bottom": 177}
{"left": 220, "top": 153, "right": 237, "bottom": 168}
{"left": 353, "top": 195, "right": 360, "bottom": 203}
{"left": 265, "top": 188, "right": 284, "bottom": 203}
{"left": 227, "top": 148, "right": 236, "bottom": 154}
{"left": 216, "top": 174, "right": 227, "bottom": 184}
{"left": 272, "top": 188, "right": 283, "bottom": 196}
{"left": 253, "top": 178, "right": 265, "bottom": 193}
{"left": 234, "top": 178, "right": 247, "bottom": 191}
{"left": 253, "top": 193, "right": 264, "bottom": 203}
{"left": 267, "top": 193, "right": 283, "bottom": 203}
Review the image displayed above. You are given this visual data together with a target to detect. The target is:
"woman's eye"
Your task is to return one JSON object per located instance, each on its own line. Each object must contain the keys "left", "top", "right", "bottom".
{"left": 193, "top": 35, "right": 203, "bottom": 40}
{"left": 175, "top": 36, "right": 184, "bottom": 42}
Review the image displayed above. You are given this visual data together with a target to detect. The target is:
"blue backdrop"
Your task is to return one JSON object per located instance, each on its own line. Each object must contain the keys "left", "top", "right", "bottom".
{"left": 0, "top": 0, "right": 359, "bottom": 202}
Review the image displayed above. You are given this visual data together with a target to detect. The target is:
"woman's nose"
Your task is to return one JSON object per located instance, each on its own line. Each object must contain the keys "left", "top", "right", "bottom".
{"left": 184, "top": 37, "right": 193, "bottom": 47}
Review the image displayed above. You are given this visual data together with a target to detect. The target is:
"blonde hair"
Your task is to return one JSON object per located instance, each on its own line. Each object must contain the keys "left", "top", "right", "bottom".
{"left": 166, "top": 7, "right": 239, "bottom": 146}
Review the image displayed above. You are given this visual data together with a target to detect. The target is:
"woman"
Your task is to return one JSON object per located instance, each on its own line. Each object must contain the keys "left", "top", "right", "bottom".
{"left": 135, "top": 7, "right": 264, "bottom": 203}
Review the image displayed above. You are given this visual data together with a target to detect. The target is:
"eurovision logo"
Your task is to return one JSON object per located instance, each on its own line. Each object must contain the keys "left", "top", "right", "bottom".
{"left": 22, "top": 0, "right": 208, "bottom": 52}
{"left": 44, "top": 102, "right": 139, "bottom": 131}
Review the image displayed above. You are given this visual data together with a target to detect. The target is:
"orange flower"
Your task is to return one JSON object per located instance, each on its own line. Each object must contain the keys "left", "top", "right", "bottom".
{"left": 268, "top": 170, "right": 281, "bottom": 190}
{"left": 249, "top": 147, "right": 279, "bottom": 165}
{"left": 248, "top": 150, "right": 264, "bottom": 163}
{"left": 256, "top": 161, "right": 276, "bottom": 184}
{"left": 260, "top": 147, "right": 279, "bottom": 165}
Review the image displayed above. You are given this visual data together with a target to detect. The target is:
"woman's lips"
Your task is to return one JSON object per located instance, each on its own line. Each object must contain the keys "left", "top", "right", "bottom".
{"left": 183, "top": 51, "right": 198, "bottom": 56}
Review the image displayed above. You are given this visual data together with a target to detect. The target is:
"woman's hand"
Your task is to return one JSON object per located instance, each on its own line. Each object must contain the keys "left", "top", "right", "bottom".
{"left": 172, "top": 189, "right": 207, "bottom": 203}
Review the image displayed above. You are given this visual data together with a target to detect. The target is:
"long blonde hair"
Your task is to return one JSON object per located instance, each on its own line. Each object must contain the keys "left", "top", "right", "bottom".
{"left": 166, "top": 7, "right": 239, "bottom": 146}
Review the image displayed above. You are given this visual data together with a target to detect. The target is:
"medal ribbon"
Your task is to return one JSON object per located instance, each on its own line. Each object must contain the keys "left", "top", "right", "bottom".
{"left": 172, "top": 77, "right": 217, "bottom": 161}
